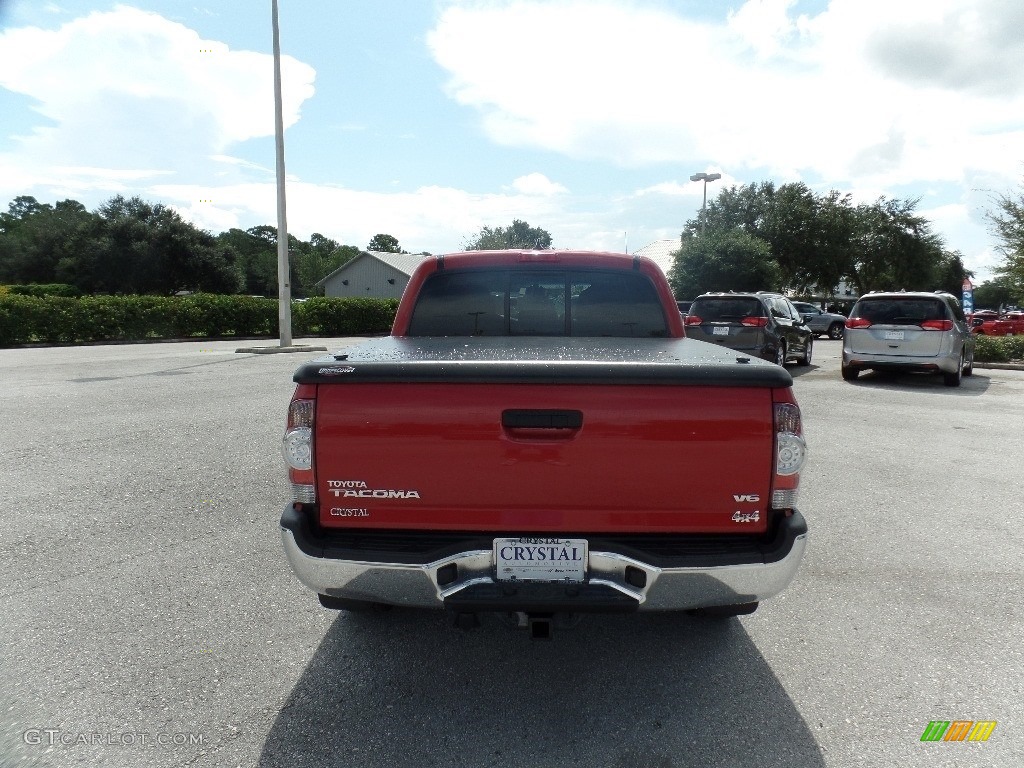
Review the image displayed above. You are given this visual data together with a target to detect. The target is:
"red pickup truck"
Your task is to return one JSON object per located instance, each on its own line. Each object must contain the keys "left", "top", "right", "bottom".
{"left": 280, "top": 250, "right": 808, "bottom": 636}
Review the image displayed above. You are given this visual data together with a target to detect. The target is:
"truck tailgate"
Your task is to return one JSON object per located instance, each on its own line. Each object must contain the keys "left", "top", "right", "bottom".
{"left": 314, "top": 381, "right": 774, "bottom": 534}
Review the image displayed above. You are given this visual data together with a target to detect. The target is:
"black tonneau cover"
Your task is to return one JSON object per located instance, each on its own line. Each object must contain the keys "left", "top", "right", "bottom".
{"left": 293, "top": 337, "right": 792, "bottom": 388}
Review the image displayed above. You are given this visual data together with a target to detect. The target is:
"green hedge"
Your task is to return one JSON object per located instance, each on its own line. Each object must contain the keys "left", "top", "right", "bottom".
{"left": 0, "top": 294, "right": 398, "bottom": 346}
{"left": 3, "top": 283, "right": 82, "bottom": 298}
{"left": 293, "top": 297, "right": 399, "bottom": 336}
{"left": 974, "top": 334, "right": 1024, "bottom": 363}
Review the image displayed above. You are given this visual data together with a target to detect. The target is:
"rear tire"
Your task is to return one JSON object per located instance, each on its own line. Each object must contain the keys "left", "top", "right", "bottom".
{"left": 828, "top": 322, "right": 844, "bottom": 340}
{"left": 798, "top": 337, "right": 813, "bottom": 366}
{"left": 943, "top": 351, "right": 964, "bottom": 387}
{"left": 841, "top": 363, "right": 859, "bottom": 381}
{"left": 775, "top": 343, "right": 786, "bottom": 367}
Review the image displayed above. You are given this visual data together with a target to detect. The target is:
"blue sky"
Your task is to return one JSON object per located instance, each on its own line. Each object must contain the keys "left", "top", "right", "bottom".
{"left": 1, "top": 0, "right": 1022, "bottom": 282}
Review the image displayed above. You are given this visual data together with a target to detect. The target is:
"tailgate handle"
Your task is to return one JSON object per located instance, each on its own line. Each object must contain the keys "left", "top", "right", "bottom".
{"left": 501, "top": 409, "right": 583, "bottom": 429}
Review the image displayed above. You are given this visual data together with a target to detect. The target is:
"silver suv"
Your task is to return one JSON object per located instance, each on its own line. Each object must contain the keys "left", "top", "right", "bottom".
{"left": 791, "top": 302, "right": 847, "bottom": 340}
{"left": 841, "top": 291, "right": 975, "bottom": 387}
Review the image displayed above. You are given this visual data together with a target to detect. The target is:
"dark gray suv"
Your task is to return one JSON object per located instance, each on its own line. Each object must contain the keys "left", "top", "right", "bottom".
{"left": 684, "top": 292, "right": 814, "bottom": 366}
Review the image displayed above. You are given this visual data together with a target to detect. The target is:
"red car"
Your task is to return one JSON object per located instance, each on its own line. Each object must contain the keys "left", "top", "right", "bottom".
{"left": 971, "top": 311, "right": 1024, "bottom": 336}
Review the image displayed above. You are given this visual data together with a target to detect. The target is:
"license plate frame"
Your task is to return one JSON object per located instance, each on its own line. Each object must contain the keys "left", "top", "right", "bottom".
{"left": 712, "top": 326, "right": 730, "bottom": 336}
{"left": 884, "top": 330, "right": 905, "bottom": 340}
{"left": 493, "top": 538, "right": 588, "bottom": 583}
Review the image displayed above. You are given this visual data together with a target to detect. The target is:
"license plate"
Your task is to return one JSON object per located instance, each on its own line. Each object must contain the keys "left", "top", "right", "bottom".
{"left": 712, "top": 326, "right": 730, "bottom": 336}
{"left": 493, "top": 538, "right": 587, "bottom": 583}
{"left": 884, "top": 330, "right": 905, "bottom": 340}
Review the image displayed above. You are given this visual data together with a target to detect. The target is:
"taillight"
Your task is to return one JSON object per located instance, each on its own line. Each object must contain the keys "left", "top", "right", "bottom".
{"left": 771, "top": 400, "right": 806, "bottom": 510}
{"left": 283, "top": 385, "right": 316, "bottom": 504}
{"left": 684, "top": 315, "right": 703, "bottom": 326}
{"left": 846, "top": 317, "right": 872, "bottom": 329}
{"left": 741, "top": 316, "right": 768, "bottom": 327}
{"left": 920, "top": 319, "right": 953, "bottom": 331}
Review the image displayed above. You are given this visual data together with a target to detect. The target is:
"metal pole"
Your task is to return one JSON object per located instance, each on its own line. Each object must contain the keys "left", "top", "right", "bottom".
{"left": 690, "top": 172, "right": 721, "bottom": 238}
{"left": 272, "top": 0, "right": 292, "bottom": 346}
{"left": 700, "top": 180, "right": 708, "bottom": 237}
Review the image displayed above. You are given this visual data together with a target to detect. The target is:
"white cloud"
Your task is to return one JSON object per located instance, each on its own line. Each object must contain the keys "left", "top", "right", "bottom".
{"left": 152, "top": 178, "right": 582, "bottom": 252}
{"left": 510, "top": 173, "right": 567, "bottom": 196}
{"left": 427, "top": 0, "right": 1024, "bottom": 193}
{"left": 0, "top": 6, "right": 315, "bottom": 174}
{"left": 635, "top": 172, "right": 733, "bottom": 199}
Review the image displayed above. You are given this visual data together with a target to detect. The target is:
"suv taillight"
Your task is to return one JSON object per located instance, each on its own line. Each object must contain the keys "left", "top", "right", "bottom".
{"left": 684, "top": 315, "right": 703, "bottom": 326}
{"left": 846, "top": 317, "right": 872, "bottom": 329}
{"left": 920, "top": 319, "right": 953, "bottom": 331}
{"left": 283, "top": 385, "right": 316, "bottom": 504}
{"left": 741, "top": 316, "right": 768, "bottom": 327}
{"left": 771, "top": 399, "right": 806, "bottom": 510}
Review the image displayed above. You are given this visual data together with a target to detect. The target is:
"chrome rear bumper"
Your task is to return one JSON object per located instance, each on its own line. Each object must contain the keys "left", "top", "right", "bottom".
{"left": 280, "top": 506, "right": 807, "bottom": 613}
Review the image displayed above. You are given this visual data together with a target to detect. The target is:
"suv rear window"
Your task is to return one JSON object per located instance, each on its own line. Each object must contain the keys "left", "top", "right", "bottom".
{"left": 852, "top": 298, "right": 948, "bottom": 325}
{"left": 407, "top": 269, "right": 668, "bottom": 337}
{"left": 688, "top": 297, "right": 764, "bottom": 322}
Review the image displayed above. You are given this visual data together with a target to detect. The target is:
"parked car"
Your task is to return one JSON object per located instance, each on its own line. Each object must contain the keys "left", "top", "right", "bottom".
{"left": 791, "top": 301, "right": 848, "bottom": 339}
{"left": 842, "top": 291, "right": 975, "bottom": 387}
{"left": 969, "top": 309, "right": 999, "bottom": 327}
{"left": 971, "top": 310, "right": 1024, "bottom": 336}
{"left": 684, "top": 292, "right": 814, "bottom": 366}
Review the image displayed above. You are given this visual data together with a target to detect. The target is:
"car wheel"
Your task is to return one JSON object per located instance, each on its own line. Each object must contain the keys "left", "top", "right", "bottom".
{"left": 841, "top": 363, "right": 859, "bottom": 381}
{"left": 798, "top": 337, "right": 813, "bottom": 366}
{"left": 828, "top": 322, "right": 844, "bottom": 340}
{"left": 965, "top": 349, "right": 974, "bottom": 377}
{"left": 775, "top": 342, "right": 786, "bottom": 367}
{"left": 943, "top": 351, "right": 964, "bottom": 387}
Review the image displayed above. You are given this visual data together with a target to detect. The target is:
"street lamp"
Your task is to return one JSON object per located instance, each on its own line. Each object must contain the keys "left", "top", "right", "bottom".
{"left": 689, "top": 171, "right": 722, "bottom": 236}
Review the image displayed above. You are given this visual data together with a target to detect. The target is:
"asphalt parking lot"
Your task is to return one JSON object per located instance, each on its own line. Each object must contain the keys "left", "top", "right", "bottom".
{"left": 1, "top": 337, "right": 1021, "bottom": 768}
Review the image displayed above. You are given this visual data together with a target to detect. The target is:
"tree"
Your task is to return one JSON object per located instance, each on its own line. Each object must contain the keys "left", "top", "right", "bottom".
{"left": 217, "top": 227, "right": 277, "bottom": 296}
{"left": 987, "top": 185, "right": 1024, "bottom": 301}
{"left": 669, "top": 230, "right": 782, "bottom": 299}
{"left": 973, "top": 277, "right": 1018, "bottom": 309}
{"left": 929, "top": 251, "right": 973, "bottom": 297}
{"left": 293, "top": 234, "right": 359, "bottom": 296}
{"left": 76, "top": 195, "right": 237, "bottom": 294}
{"left": 295, "top": 235, "right": 359, "bottom": 296}
{"left": 463, "top": 219, "right": 552, "bottom": 250}
{"left": 847, "top": 197, "right": 944, "bottom": 295}
{"left": 683, "top": 184, "right": 955, "bottom": 298}
{"left": 0, "top": 197, "right": 97, "bottom": 286}
{"left": 367, "top": 234, "right": 404, "bottom": 253}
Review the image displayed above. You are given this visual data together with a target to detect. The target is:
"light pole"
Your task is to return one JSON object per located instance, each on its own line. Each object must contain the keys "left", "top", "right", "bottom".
{"left": 272, "top": 0, "right": 292, "bottom": 346}
{"left": 689, "top": 172, "right": 721, "bottom": 236}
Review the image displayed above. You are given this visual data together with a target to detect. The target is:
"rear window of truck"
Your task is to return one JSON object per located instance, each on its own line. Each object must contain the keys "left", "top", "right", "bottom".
{"left": 407, "top": 269, "right": 669, "bottom": 337}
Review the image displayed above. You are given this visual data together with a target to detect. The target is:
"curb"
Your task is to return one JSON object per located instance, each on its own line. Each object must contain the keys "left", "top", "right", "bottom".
{"left": 974, "top": 362, "right": 1024, "bottom": 371}
{"left": 236, "top": 345, "right": 328, "bottom": 355}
